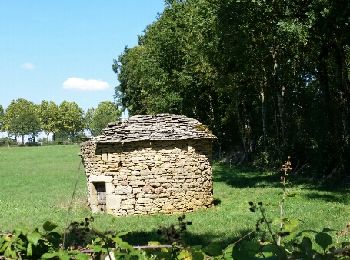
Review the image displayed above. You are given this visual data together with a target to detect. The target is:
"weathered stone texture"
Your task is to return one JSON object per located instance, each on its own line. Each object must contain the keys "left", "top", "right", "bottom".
{"left": 81, "top": 114, "right": 215, "bottom": 215}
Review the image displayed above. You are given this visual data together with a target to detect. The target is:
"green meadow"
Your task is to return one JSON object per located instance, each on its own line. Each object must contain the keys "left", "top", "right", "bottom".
{"left": 0, "top": 145, "right": 349, "bottom": 250}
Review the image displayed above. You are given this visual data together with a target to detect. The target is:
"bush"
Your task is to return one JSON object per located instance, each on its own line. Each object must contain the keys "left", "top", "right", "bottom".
{"left": 25, "top": 142, "right": 42, "bottom": 146}
{"left": 0, "top": 137, "right": 17, "bottom": 147}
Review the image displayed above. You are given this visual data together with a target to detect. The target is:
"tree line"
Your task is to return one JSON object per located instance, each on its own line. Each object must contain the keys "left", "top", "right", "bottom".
{"left": 114, "top": 0, "right": 350, "bottom": 177}
{"left": 0, "top": 99, "right": 120, "bottom": 144}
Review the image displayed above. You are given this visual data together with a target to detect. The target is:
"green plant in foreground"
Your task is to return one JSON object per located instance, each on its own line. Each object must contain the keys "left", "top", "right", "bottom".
{"left": 0, "top": 221, "right": 60, "bottom": 259}
{"left": 0, "top": 216, "right": 204, "bottom": 259}
{"left": 229, "top": 157, "right": 350, "bottom": 259}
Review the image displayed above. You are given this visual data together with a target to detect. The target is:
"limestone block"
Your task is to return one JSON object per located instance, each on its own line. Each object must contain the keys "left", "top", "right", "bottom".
{"left": 115, "top": 185, "right": 132, "bottom": 195}
{"left": 159, "top": 192, "right": 171, "bottom": 198}
{"left": 158, "top": 177, "right": 168, "bottom": 183}
{"left": 128, "top": 175, "right": 137, "bottom": 181}
{"left": 131, "top": 170, "right": 141, "bottom": 176}
{"left": 154, "top": 187, "right": 163, "bottom": 194}
{"left": 121, "top": 204, "right": 133, "bottom": 210}
{"left": 154, "top": 198, "right": 167, "bottom": 205}
{"left": 144, "top": 193, "right": 156, "bottom": 199}
{"left": 150, "top": 182, "right": 160, "bottom": 187}
{"left": 137, "top": 198, "right": 152, "bottom": 204}
{"left": 129, "top": 180, "right": 145, "bottom": 187}
{"left": 162, "top": 204, "right": 175, "bottom": 212}
{"left": 133, "top": 166, "right": 143, "bottom": 171}
{"left": 140, "top": 170, "right": 150, "bottom": 176}
{"left": 123, "top": 198, "right": 135, "bottom": 205}
{"left": 133, "top": 187, "right": 142, "bottom": 194}
{"left": 127, "top": 209, "right": 135, "bottom": 214}
{"left": 136, "top": 192, "right": 145, "bottom": 198}
{"left": 106, "top": 195, "right": 121, "bottom": 211}
{"left": 142, "top": 185, "right": 153, "bottom": 193}
{"left": 89, "top": 175, "right": 113, "bottom": 183}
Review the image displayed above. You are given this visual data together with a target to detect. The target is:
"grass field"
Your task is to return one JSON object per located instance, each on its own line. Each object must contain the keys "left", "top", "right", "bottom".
{"left": 0, "top": 145, "right": 349, "bottom": 252}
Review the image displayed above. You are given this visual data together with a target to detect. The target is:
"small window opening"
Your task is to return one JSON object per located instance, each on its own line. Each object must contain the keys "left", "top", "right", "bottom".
{"left": 118, "top": 161, "right": 123, "bottom": 167}
{"left": 93, "top": 182, "right": 106, "bottom": 212}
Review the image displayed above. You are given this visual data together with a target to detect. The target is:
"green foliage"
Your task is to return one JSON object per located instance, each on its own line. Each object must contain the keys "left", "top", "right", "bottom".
{"left": 0, "top": 104, "right": 4, "bottom": 131}
{"left": 57, "top": 101, "right": 85, "bottom": 141}
{"left": 0, "top": 218, "right": 203, "bottom": 259}
{"left": 39, "top": 100, "right": 60, "bottom": 140}
{"left": 0, "top": 137, "right": 16, "bottom": 147}
{"left": 241, "top": 202, "right": 350, "bottom": 259}
{"left": 0, "top": 221, "right": 61, "bottom": 259}
{"left": 4, "top": 98, "right": 41, "bottom": 144}
{"left": 157, "top": 215, "right": 192, "bottom": 244}
{"left": 227, "top": 158, "right": 350, "bottom": 259}
{"left": 115, "top": 0, "right": 350, "bottom": 177}
{"left": 1, "top": 99, "right": 88, "bottom": 144}
{"left": 1, "top": 214, "right": 348, "bottom": 259}
{"left": 86, "top": 101, "right": 121, "bottom": 136}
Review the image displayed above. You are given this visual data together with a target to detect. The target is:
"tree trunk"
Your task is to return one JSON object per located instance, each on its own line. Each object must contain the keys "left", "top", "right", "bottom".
{"left": 277, "top": 86, "right": 286, "bottom": 145}
{"left": 271, "top": 46, "right": 286, "bottom": 152}
{"left": 318, "top": 44, "right": 332, "bottom": 133}
{"left": 318, "top": 43, "right": 338, "bottom": 175}
{"left": 334, "top": 38, "right": 350, "bottom": 146}
{"left": 260, "top": 88, "right": 267, "bottom": 144}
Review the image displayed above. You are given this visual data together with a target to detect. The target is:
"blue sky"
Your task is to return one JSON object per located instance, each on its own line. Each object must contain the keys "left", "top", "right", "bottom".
{"left": 0, "top": 1, "right": 165, "bottom": 111}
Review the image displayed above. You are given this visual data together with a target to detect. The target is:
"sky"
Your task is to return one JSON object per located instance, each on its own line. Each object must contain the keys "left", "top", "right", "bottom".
{"left": 0, "top": 1, "right": 165, "bottom": 111}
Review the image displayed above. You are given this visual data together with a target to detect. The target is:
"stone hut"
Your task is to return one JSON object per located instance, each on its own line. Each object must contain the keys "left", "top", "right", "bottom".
{"left": 80, "top": 114, "right": 216, "bottom": 216}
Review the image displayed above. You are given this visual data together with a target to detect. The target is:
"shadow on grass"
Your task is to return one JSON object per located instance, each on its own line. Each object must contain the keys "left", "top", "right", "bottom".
{"left": 212, "top": 163, "right": 350, "bottom": 205}
{"left": 213, "top": 163, "right": 280, "bottom": 188}
{"left": 303, "top": 192, "right": 350, "bottom": 204}
{"left": 121, "top": 228, "right": 252, "bottom": 256}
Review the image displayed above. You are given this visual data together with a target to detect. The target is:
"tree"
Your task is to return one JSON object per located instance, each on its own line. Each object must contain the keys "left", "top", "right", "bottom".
{"left": 114, "top": 0, "right": 349, "bottom": 177}
{"left": 4, "top": 98, "right": 41, "bottom": 144}
{"left": 0, "top": 105, "right": 4, "bottom": 131}
{"left": 39, "top": 100, "right": 60, "bottom": 142}
{"left": 57, "top": 101, "right": 84, "bottom": 141}
{"left": 85, "top": 107, "right": 95, "bottom": 136}
{"left": 86, "top": 101, "right": 121, "bottom": 136}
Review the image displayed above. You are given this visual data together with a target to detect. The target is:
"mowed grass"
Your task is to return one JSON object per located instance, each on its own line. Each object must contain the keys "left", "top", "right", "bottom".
{"left": 0, "top": 145, "right": 349, "bottom": 250}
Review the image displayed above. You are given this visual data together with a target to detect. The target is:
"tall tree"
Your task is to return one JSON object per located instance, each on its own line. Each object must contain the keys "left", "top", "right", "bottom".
{"left": 39, "top": 100, "right": 60, "bottom": 142}
{"left": 115, "top": 0, "right": 349, "bottom": 177}
{"left": 85, "top": 107, "right": 95, "bottom": 136}
{"left": 86, "top": 101, "right": 121, "bottom": 136}
{"left": 0, "top": 105, "right": 4, "bottom": 131}
{"left": 4, "top": 98, "right": 41, "bottom": 144}
{"left": 57, "top": 101, "right": 84, "bottom": 141}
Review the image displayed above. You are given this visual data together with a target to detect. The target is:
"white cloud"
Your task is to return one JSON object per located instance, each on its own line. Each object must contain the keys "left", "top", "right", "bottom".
{"left": 21, "top": 62, "right": 35, "bottom": 70}
{"left": 63, "top": 77, "right": 111, "bottom": 91}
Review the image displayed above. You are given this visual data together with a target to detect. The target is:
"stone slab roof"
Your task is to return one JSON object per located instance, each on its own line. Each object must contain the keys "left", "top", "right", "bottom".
{"left": 92, "top": 113, "right": 216, "bottom": 143}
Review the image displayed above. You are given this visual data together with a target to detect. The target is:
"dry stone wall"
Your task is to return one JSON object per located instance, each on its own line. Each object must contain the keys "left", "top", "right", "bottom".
{"left": 81, "top": 139, "right": 213, "bottom": 215}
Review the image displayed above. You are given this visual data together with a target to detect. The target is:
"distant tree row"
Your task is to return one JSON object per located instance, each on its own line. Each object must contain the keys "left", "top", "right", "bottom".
{"left": 115, "top": 0, "right": 350, "bottom": 177}
{"left": 0, "top": 99, "right": 120, "bottom": 144}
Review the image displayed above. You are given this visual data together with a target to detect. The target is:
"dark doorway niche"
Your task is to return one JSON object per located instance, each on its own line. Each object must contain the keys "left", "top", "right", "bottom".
{"left": 93, "top": 182, "right": 106, "bottom": 212}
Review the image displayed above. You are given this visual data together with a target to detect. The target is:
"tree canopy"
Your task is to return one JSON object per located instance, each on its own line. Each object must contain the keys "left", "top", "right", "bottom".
{"left": 4, "top": 98, "right": 41, "bottom": 144}
{"left": 39, "top": 100, "right": 60, "bottom": 140}
{"left": 114, "top": 0, "right": 350, "bottom": 177}
{"left": 0, "top": 99, "right": 122, "bottom": 144}
{"left": 86, "top": 101, "right": 121, "bottom": 136}
{"left": 0, "top": 105, "right": 4, "bottom": 131}
{"left": 57, "top": 101, "right": 85, "bottom": 140}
